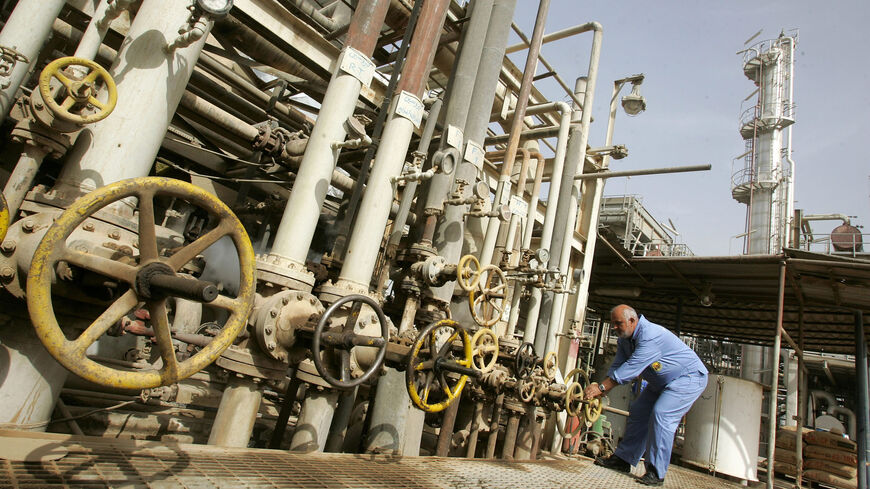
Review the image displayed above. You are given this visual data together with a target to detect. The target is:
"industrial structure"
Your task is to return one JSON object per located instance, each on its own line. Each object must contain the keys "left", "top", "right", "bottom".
{"left": 0, "top": 2, "right": 866, "bottom": 489}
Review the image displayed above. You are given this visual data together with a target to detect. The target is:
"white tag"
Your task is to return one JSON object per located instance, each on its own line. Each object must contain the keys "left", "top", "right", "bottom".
{"left": 393, "top": 91, "right": 424, "bottom": 128}
{"left": 338, "top": 46, "right": 376, "bottom": 87}
{"left": 509, "top": 195, "right": 529, "bottom": 216}
{"left": 464, "top": 140, "right": 484, "bottom": 169}
{"left": 446, "top": 125, "right": 463, "bottom": 149}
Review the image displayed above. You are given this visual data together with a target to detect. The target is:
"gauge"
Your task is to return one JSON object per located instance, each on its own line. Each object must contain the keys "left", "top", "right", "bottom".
{"left": 197, "top": 0, "right": 233, "bottom": 17}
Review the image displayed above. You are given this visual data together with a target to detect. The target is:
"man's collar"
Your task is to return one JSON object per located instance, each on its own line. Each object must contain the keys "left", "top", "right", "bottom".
{"left": 631, "top": 315, "right": 646, "bottom": 340}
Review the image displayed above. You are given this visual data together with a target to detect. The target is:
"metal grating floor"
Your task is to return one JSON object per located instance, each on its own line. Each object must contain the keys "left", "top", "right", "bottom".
{"left": 0, "top": 430, "right": 750, "bottom": 489}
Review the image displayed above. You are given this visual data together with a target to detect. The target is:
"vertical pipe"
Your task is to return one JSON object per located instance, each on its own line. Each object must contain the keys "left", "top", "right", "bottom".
{"left": 0, "top": 0, "right": 67, "bottom": 121}
{"left": 796, "top": 306, "right": 805, "bottom": 488}
{"left": 436, "top": 392, "right": 462, "bottom": 456}
{"left": 56, "top": 0, "right": 214, "bottom": 194}
{"left": 466, "top": 401, "right": 484, "bottom": 458}
{"left": 290, "top": 389, "right": 340, "bottom": 452}
{"left": 502, "top": 412, "right": 520, "bottom": 459}
{"left": 324, "top": 387, "right": 358, "bottom": 452}
{"left": 268, "top": 376, "right": 301, "bottom": 449}
{"left": 478, "top": 0, "right": 549, "bottom": 266}
{"left": 269, "top": 0, "right": 390, "bottom": 265}
{"left": 766, "top": 261, "right": 787, "bottom": 489}
{"left": 856, "top": 311, "right": 869, "bottom": 489}
{"left": 485, "top": 393, "right": 505, "bottom": 458}
{"left": 337, "top": 0, "right": 451, "bottom": 287}
{"left": 208, "top": 376, "right": 262, "bottom": 447}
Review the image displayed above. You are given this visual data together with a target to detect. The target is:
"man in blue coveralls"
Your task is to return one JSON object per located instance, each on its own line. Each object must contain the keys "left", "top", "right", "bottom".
{"left": 584, "top": 304, "right": 708, "bottom": 486}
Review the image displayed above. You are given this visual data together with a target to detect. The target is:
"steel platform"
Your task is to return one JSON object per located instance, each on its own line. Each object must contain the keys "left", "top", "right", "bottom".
{"left": 0, "top": 430, "right": 751, "bottom": 489}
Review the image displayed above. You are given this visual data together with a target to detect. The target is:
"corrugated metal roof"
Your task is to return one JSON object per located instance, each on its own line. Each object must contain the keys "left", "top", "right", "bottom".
{"left": 588, "top": 238, "right": 870, "bottom": 354}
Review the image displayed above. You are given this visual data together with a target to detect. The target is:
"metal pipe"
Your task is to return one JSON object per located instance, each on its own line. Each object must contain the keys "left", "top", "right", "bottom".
{"left": 506, "top": 146, "right": 545, "bottom": 338}
{"left": 505, "top": 22, "right": 607, "bottom": 54}
{"left": 268, "top": 375, "right": 301, "bottom": 449}
{"left": 290, "top": 388, "right": 341, "bottom": 453}
{"left": 429, "top": 0, "right": 516, "bottom": 304}
{"left": 73, "top": 0, "right": 136, "bottom": 63}
{"left": 0, "top": 0, "right": 67, "bottom": 121}
{"left": 521, "top": 101, "right": 571, "bottom": 344}
{"left": 2, "top": 145, "right": 48, "bottom": 223}
{"left": 466, "top": 400, "right": 484, "bottom": 458}
{"left": 484, "top": 125, "right": 561, "bottom": 146}
{"left": 856, "top": 311, "right": 869, "bottom": 489}
{"left": 574, "top": 164, "right": 712, "bottom": 180}
{"left": 324, "top": 387, "right": 358, "bottom": 452}
{"left": 796, "top": 307, "right": 806, "bottom": 488}
{"left": 485, "top": 393, "right": 505, "bottom": 458}
{"left": 336, "top": 0, "right": 451, "bottom": 288}
{"left": 502, "top": 412, "right": 520, "bottom": 459}
{"left": 268, "top": 0, "right": 390, "bottom": 267}
{"left": 56, "top": 0, "right": 214, "bottom": 195}
{"left": 207, "top": 376, "right": 263, "bottom": 447}
{"left": 478, "top": 0, "right": 550, "bottom": 267}
{"left": 765, "top": 261, "right": 787, "bottom": 489}
{"left": 436, "top": 391, "right": 462, "bottom": 456}
{"left": 542, "top": 26, "right": 604, "bottom": 355}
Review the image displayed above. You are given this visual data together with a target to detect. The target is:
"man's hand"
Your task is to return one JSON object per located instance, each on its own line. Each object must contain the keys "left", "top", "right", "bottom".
{"left": 584, "top": 382, "right": 604, "bottom": 400}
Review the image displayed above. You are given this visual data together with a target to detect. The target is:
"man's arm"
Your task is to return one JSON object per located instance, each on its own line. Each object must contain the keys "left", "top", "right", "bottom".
{"left": 610, "top": 339, "right": 660, "bottom": 384}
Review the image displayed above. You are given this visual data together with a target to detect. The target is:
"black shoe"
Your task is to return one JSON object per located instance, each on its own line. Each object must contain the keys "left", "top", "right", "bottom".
{"left": 594, "top": 455, "right": 631, "bottom": 474}
{"left": 635, "top": 470, "right": 664, "bottom": 486}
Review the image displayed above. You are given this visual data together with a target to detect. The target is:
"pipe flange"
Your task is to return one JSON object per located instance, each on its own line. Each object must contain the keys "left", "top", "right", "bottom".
{"left": 504, "top": 399, "right": 526, "bottom": 413}
{"left": 294, "top": 358, "right": 334, "bottom": 388}
{"left": 253, "top": 289, "right": 324, "bottom": 362}
{"left": 316, "top": 279, "right": 381, "bottom": 306}
{"left": 255, "top": 253, "right": 315, "bottom": 291}
{"left": 215, "top": 344, "right": 287, "bottom": 381}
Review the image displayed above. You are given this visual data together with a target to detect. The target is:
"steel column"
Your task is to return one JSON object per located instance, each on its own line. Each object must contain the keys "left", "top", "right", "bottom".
{"left": 765, "top": 261, "right": 787, "bottom": 489}
{"left": 856, "top": 311, "right": 869, "bottom": 489}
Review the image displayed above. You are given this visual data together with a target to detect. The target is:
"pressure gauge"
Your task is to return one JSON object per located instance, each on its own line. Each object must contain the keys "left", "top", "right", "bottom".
{"left": 197, "top": 0, "right": 233, "bottom": 17}
{"left": 535, "top": 248, "right": 550, "bottom": 265}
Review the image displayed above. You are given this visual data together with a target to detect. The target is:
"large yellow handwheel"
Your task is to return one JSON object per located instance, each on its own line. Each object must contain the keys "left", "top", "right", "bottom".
{"left": 456, "top": 254, "right": 481, "bottom": 292}
{"left": 585, "top": 384, "right": 604, "bottom": 425}
{"left": 557, "top": 381, "right": 584, "bottom": 438}
{"left": 468, "top": 264, "right": 506, "bottom": 327}
{"left": 470, "top": 327, "right": 498, "bottom": 374}
{"left": 542, "top": 351, "right": 558, "bottom": 381}
{"left": 38, "top": 56, "right": 117, "bottom": 124}
{"left": 27, "top": 177, "right": 255, "bottom": 389}
{"left": 406, "top": 319, "right": 472, "bottom": 413}
{"left": 0, "top": 193, "right": 8, "bottom": 242}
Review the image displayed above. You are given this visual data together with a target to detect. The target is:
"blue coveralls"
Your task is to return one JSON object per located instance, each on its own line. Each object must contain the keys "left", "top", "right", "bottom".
{"left": 608, "top": 315, "right": 708, "bottom": 478}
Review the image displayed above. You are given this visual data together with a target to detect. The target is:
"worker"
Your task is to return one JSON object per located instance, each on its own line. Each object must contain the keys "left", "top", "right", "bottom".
{"left": 585, "top": 304, "right": 708, "bottom": 486}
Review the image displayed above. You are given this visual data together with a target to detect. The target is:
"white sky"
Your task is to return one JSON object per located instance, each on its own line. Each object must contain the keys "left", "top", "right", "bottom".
{"left": 509, "top": 0, "right": 870, "bottom": 256}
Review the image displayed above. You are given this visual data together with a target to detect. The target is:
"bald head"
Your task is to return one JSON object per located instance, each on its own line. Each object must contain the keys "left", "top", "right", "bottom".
{"left": 610, "top": 304, "right": 638, "bottom": 339}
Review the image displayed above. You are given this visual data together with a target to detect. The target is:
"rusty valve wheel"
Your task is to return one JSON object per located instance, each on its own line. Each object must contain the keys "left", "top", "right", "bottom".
{"left": 468, "top": 264, "right": 506, "bottom": 327}
{"left": 518, "top": 379, "right": 536, "bottom": 403}
{"left": 38, "top": 56, "right": 118, "bottom": 124}
{"left": 514, "top": 341, "right": 536, "bottom": 379}
{"left": 456, "top": 254, "right": 481, "bottom": 292}
{"left": 542, "top": 351, "right": 558, "bottom": 381}
{"left": 470, "top": 327, "right": 499, "bottom": 374}
{"left": 406, "top": 319, "right": 474, "bottom": 413}
{"left": 27, "top": 177, "right": 255, "bottom": 390}
{"left": 311, "top": 294, "right": 389, "bottom": 389}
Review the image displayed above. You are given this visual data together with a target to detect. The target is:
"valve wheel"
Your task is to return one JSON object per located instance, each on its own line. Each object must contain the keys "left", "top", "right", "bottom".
{"left": 518, "top": 379, "right": 536, "bottom": 403}
{"left": 542, "top": 351, "right": 558, "bottom": 381}
{"left": 456, "top": 254, "right": 481, "bottom": 292}
{"left": 468, "top": 264, "right": 506, "bottom": 327}
{"left": 514, "top": 341, "right": 536, "bottom": 379}
{"left": 470, "top": 327, "right": 498, "bottom": 374}
{"left": 27, "top": 177, "right": 255, "bottom": 389}
{"left": 38, "top": 56, "right": 118, "bottom": 124}
{"left": 557, "top": 381, "right": 584, "bottom": 438}
{"left": 406, "top": 319, "right": 472, "bottom": 413}
{"left": 584, "top": 384, "right": 604, "bottom": 425}
{"left": 311, "top": 294, "right": 389, "bottom": 389}
{"left": 0, "top": 192, "right": 8, "bottom": 242}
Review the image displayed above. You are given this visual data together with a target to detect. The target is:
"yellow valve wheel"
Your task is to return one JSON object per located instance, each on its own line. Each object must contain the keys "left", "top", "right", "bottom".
{"left": 38, "top": 56, "right": 118, "bottom": 124}
{"left": 456, "top": 254, "right": 481, "bottom": 292}
{"left": 542, "top": 351, "right": 558, "bottom": 381}
{"left": 0, "top": 192, "right": 8, "bottom": 242}
{"left": 468, "top": 264, "right": 506, "bottom": 327}
{"left": 470, "top": 327, "right": 499, "bottom": 374}
{"left": 585, "top": 384, "right": 605, "bottom": 425}
{"left": 406, "top": 319, "right": 473, "bottom": 413}
{"left": 27, "top": 177, "right": 255, "bottom": 390}
{"left": 518, "top": 379, "right": 536, "bottom": 403}
{"left": 557, "top": 381, "right": 584, "bottom": 438}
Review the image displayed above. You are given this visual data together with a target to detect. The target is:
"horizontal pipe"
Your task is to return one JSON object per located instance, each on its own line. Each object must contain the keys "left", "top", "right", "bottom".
{"left": 485, "top": 125, "right": 561, "bottom": 146}
{"left": 504, "top": 22, "right": 603, "bottom": 54}
{"left": 574, "top": 164, "right": 712, "bottom": 180}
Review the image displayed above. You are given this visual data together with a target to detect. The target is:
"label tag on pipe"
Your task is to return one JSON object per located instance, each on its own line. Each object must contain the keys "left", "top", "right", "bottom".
{"left": 509, "top": 195, "right": 528, "bottom": 217}
{"left": 338, "top": 47, "right": 376, "bottom": 87}
{"left": 465, "top": 141, "right": 484, "bottom": 170}
{"left": 446, "top": 125, "right": 463, "bottom": 149}
{"left": 394, "top": 91, "right": 424, "bottom": 128}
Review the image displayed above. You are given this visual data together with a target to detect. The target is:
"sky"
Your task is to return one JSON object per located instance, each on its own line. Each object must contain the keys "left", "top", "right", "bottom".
{"left": 508, "top": 1, "right": 870, "bottom": 256}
